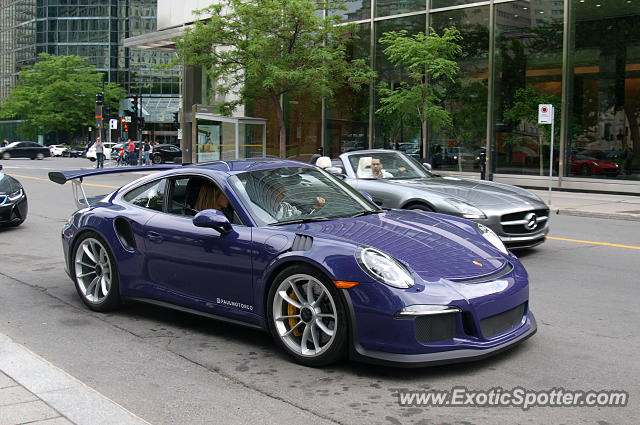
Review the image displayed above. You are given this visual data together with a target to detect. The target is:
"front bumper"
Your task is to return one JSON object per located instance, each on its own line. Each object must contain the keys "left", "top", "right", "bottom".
{"left": 0, "top": 198, "right": 27, "bottom": 225}
{"left": 342, "top": 259, "right": 536, "bottom": 367}
{"left": 349, "top": 310, "right": 536, "bottom": 367}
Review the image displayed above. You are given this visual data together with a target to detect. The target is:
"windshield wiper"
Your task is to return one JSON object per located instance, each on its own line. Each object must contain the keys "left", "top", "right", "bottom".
{"left": 272, "top": 216, "right": 333, "bottom": 225}
{"left": 351, "top": 210, "right": 386, "bottom": 218}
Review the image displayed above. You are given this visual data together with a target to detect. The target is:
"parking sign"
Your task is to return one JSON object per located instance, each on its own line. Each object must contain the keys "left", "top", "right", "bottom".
{"left": 538, "top": 104, "right": 553, "bottom": 124}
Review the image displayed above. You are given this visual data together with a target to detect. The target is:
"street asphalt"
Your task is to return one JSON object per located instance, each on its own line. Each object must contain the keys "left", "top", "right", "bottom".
{"left": 0, "top": 158, "right": 638, "bottom": 424}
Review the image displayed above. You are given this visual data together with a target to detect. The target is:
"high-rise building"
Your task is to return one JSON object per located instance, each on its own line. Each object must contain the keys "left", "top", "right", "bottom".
{"left": 0, "top": 0, "right": 179, "bottom": 141}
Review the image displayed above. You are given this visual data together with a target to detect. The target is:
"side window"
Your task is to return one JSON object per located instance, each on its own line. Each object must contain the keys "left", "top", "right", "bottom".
{"left": 123, "top": 179, "right": 166, "bottom": 212}
{"left": 167, "top": 176, "right": 243, "bottom": 225}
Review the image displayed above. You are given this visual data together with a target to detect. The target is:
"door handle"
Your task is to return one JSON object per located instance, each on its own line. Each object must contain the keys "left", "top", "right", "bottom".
{"left": 147, "top": 232, "right": 163, "bottom": 243}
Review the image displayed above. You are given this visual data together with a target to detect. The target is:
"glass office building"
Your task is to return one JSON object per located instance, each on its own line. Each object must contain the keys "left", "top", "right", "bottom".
{"left": 134, "top": 0, "right": 640, "bottom": 191}
{"left": 0, "top": 0, "right": 179, "bottom": 137}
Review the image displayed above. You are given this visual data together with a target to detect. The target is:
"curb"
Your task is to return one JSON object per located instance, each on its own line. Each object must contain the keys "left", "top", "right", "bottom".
{"left": 0, "top": 333, "right": 149, "bottom": 425}
{"left": 554, "top": 208, "right": 640, "bottom": 222}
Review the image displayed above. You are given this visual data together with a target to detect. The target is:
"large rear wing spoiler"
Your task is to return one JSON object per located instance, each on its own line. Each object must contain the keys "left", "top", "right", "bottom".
{"left": 48, "top": 165, "right": 181, "bottom": 209}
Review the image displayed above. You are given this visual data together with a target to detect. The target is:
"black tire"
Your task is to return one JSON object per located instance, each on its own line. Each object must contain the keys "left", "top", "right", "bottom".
{"left": 71, "top": 231, "right": 121, "bottom": 312}
{"left": 267, "top": 264, "right": 348, "bottom": 367}
{"left": 581, "top": 164, "right": 591, "bottom": 176}
{"left": 405, "top": 203, "right": 434, "bottom": 212}
{"left": 152, "top": 154, "right": 163, "bottom": 164}
{"left": 89, "top": 157, "right": 96, "bottom": 162}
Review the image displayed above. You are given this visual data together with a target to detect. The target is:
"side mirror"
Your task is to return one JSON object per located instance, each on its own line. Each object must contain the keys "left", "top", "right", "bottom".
{"left": 422, "top": 162, "right": 432, "bottom": 172}
{"left": 325, "top": 166, "right": 346, "bottom": 179}
{"left": 193, "top": 209, "right": 232, "bottom": 234}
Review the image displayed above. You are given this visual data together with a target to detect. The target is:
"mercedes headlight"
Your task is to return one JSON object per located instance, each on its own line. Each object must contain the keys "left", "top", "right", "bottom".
{"left": 356, "top": 247, "right": 414, "bottom": 288}
{"left": 475, "top": 223, "right": 508, "bottom": 255}
{"left": 7, "top": 188, "right": 22, "bottom": 201}
{"left": 447, "top": 198, "right": 486, "bottom": 219}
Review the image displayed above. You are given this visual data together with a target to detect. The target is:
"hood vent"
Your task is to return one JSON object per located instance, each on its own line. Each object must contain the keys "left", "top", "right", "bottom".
{"left": 292, "top": 234, "right": 313, "bottom": 251}
{"left": 447, "top": 262, "right": 513, "bottom": 284}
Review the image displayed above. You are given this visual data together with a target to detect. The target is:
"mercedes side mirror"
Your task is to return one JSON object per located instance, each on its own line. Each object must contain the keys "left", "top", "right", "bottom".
{"left": 193, "top": 209, "right": 232, "bottom": 234}
{"left": 422, "top": 162, "right": 432, "bottom": 172}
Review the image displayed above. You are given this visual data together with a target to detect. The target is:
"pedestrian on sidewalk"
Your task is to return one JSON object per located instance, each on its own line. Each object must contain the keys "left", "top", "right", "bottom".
{"left": 95, "top": 137, "right": 104, "bottom": 168}
{"left": 127, "top": 139, "right": 137, "bottom": 166}
{"left": 143, "top": 139, "right": 151, "bottom": 166}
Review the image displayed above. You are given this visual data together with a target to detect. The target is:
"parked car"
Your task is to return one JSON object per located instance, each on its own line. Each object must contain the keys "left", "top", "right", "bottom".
{"left": 569, "top": 153, "right": 620, "bottom": 177}
{"left": 151, "top": 144, "right": 182, "bottom": 164}
{"left": 0, "top": 141, "right": 51, "bottom": 160}
{"left": 49, "top": 144, "right": 69, "bottom": 157}
{"left": 318, "top": 149, "right": 549, "bottom": 249}
{"left": 62, "top": 146, "right": 84, "bottom": 158}
{"left": 0, "top": 165, "right": 27, "bottom": 226}
{"left": 48, "top": 159, "right": 536, "bottom": 367}
{"left": 86, "top": 142, "right": 117, "bottom": 161}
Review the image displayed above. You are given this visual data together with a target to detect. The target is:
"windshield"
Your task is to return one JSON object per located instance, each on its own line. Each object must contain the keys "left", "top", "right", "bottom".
{"left": 229, "top": 166, "right": 379, "bottom": 226}
{"left": 348, "top": 151, "right": 430, "bottom": 180}
{"left": 4, "top": 142, "right": 19, "bottom": 148}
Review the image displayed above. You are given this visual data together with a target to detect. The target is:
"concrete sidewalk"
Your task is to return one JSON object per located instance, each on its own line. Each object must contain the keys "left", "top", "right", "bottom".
{"left": 529, "top": 189, "right": 640, "bottom": 221}
{"left": 0, "top": 333, "right": 147, "bottom": 425}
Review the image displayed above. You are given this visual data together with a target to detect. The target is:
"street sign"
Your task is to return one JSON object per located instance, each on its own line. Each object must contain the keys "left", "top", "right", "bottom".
{"left": 538, "top": 104, "right": 553, "bottom": 124}
{"left": 109, "top": 119, "right": 118, "bottom": 130}
{"left": 124, "top": 116, "right": 132, "bottom": 123}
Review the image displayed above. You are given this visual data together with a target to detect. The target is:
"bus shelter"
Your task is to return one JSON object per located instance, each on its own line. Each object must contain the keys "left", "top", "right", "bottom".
{"left": 194, "top": 113, "right": 266, "bottom": 163}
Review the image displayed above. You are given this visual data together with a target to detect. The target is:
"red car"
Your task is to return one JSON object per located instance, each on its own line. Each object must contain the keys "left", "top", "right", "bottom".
{"left": 569, "top": 154, "right": 620, "bottom": 177}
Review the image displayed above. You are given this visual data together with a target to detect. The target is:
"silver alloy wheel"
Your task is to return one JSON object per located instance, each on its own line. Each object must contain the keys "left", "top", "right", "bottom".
{"left": 74, "top": 238, "right": 112, "bottom": 303}
{"left": 272, "top": 274, "right": 338, "bottom": 357}
{"left": 2, "top": 152, "right": 9, "bottom": 160}
{"left": 36, "top": 152, "right": 44, "bottom": 160}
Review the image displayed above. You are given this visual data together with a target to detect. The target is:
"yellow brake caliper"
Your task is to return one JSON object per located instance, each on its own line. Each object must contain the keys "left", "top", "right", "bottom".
{"left": 287, "top": 289, "right": 302, "bottom": 337}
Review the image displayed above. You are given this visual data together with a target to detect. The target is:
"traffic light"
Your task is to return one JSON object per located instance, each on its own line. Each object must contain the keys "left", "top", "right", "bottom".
{"left": 103, "top": 105, "right": 111, "bottom": 119}
{"left": 173, "top": 111, "right": 179, "bottom": 129}
{"left": 130, "top": 96, "right": 138, "bottom": 113}
{"left": 96, "top": 93, "right": 103, "bottom": 105}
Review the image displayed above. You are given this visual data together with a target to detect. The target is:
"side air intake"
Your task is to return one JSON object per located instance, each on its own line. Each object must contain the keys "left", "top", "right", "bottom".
{"left": 291, "top": 234, "right": 313, "bottom": 251}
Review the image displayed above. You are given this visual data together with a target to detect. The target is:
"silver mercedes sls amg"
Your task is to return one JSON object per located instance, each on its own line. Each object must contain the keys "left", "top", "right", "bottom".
{"left": 318, "top": 150, "right": 549, "bottom": 249}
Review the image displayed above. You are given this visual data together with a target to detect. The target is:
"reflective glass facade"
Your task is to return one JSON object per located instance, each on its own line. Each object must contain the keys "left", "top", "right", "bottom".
{"left": 257, "top": 0, "right": 640, "bottom": 183}
{"left": 0, "top": 0, "right": 179, "bottom": 103}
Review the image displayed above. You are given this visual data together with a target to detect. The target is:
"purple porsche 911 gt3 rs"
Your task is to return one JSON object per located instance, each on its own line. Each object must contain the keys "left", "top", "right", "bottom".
{"left": 49, "top": 159, "right": 536, "bottom": 367}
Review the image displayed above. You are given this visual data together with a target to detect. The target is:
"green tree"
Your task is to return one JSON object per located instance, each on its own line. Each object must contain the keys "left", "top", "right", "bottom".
{"left": 503, "top": 86, "right": 561, "bottom": 174}
{"left": 174, "top": 0, "right": 374, "bottom": 158}
{"left": 0, "top": 54, "right": 125, "bottom": 143}
{"left": 376, "top": 27, "right": 462, "bottom": 158}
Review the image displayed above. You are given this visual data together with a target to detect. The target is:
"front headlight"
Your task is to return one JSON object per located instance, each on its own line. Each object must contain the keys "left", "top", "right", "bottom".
{"left": 447, "top": 198, "right": 486, "bottom": 219}
{"left": 356, "top": 247, "right": 414, "bottom": 288}
{"left": 7, "top": 188, "right": 23, "bottom": 201}
{"left": 475, "top": 223, "right": 508, "bottom": 255}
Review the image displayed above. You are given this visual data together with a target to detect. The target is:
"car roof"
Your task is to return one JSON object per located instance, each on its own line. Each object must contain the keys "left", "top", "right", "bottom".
{"left": 181, "top": 158, "right": 312, "bottom": 174}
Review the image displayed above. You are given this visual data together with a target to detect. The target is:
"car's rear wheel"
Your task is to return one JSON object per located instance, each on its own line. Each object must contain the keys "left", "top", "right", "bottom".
{"left": 72, "top": 232, "right": 121, "bottom": 312}
{"left": 152, "top": 154, "right": 163, "bottom": 164}
{"left": 2, "top": 152, "right": 10, "bottom": 160}
{"left": 267, "top": 265, "right": 348, "bottom": 367}
{"left": 36, "top": 152, "right": 44, "bottom": 160}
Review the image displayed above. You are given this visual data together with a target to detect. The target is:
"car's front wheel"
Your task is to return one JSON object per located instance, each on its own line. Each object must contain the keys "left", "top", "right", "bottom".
{"left": 2, "top": 152, "right": 10, "bottom": 160}
{"left": 267, "top": 265, "right": 348, "bottom": 367}
{"left": 72, "top": 232, "right": 121, "bottom": 312}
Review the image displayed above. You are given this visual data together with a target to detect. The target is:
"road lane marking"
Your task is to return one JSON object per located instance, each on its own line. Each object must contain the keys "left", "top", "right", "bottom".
{"left": 7, "top": 173, "right": 119, "bottom": 189}
{"left": 547, "top": 236, "right": 640, "bottom": 251}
